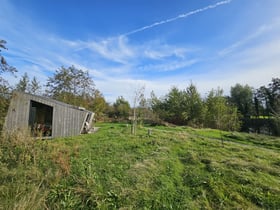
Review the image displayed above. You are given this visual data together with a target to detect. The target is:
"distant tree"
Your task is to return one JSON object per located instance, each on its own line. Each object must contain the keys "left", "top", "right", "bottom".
{"left": 113, "top": 96, "right": 130, "bottom": 119}
{"left": 131, "top": 86, "right": 145, "bottom": 135}
{"left": 46, "top": 65, "right": 95, "bottom": 106}
{"left": 0, "top": 40, "right": 16, "bottom": 131}
{"left": 0, "top": 78, "right": 11, "bottom": 130}
{"left": 0, "top": 40, "right": 17, "bottom": 75}
{"left": 253, "top": 90, "right": 262, "bottom": 118}
{"left": 151, "top": 85, "right": 204, "bottom": 126}
{"left": 28, "top": 76, "right": 41, "bottom": 95}
{"left": 256, "top": 86, "right": 270, "bottom": 116}
{"left": 268, "top": 78, "right": 280, "bottom": 115}
{"left": 256, "top": 78, "right": 280, "bottom": 117}
{"left": 88, "top": 89, "right": 107, "bottom": 119}
{"left": 150, "top": 91, "right": 165, "bottom": 122}
{"left": 230, "top": 84, "right": 253, "bottom": 131}
{"left": 14, "top": 73, "right": 41, "bottom": 95}
{"left": 182, "top": 83, "right": 204, "bottom": 127}
{"left": 255, "top": 78, "right": 280, "bottom": 135}
{"left": 137, "top": 92, "right": 155, "bottom": 126}
{"left": 230, "top": 84, "right": 253, "bottom": 117}
{"left": 205, "top": 88, "right": 240, "bottom": 131}
{"left": 163, "top": 86, "right": 186, "bottom": 125}
{"left": 15, "top": 72, "right": 29, "bottom": 92}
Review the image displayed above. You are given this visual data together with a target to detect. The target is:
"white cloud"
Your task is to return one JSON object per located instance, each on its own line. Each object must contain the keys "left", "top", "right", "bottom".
{"left": 142, "top": 43, "right": 192, "bottom": 60}
{"left": 122, "top": 0, "right": 232, "bottom": 36}
{"left": 138, "top": 59, "right": 198, "bottom": 73}
{"left": 83, "top": 36, "right": 135, "bottom": 64}
{"left": 219, "top": 18, "right": 280, "bottom": 56}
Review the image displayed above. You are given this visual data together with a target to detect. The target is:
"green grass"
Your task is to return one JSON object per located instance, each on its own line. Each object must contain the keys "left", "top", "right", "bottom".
{"left": 1, "top": 123, "right": 280, "bottom": 209}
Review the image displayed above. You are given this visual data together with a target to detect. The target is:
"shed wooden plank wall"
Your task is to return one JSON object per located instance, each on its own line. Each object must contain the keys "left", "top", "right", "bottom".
{"left": 4, "top": 91, "right": 91, "bottom": 138}
{"left": 52, "top": 104, "right": 87, "bottom": 137}
{"left": 4, "top": 92, "right": 30, "bottom": 131}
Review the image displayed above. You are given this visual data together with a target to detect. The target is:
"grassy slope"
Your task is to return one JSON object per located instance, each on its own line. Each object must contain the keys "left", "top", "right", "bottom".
{"left": 0, "top": 123, "right": 280, "bottom": 209}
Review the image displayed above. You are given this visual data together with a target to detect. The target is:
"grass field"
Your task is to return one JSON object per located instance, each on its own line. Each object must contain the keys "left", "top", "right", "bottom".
{"left": 0, "top": 123, "right": 280, "bottom": 209}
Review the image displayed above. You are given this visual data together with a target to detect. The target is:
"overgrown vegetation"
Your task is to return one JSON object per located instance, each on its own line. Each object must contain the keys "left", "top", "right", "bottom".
{"left": 1, "top": 123, "right": 279, "bottom": 209}
{"left": 150, "top": 81, "right": 280, "bottom": 135}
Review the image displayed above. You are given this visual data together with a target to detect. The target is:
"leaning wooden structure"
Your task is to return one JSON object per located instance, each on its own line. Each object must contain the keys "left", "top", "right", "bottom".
{"left": 4, "top": 91, "right": 94, "bottom": 138}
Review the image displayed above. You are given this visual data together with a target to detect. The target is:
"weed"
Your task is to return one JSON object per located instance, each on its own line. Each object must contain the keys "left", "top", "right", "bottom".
{"left": 1, "top": 123, "right": 280, "bottom": 209}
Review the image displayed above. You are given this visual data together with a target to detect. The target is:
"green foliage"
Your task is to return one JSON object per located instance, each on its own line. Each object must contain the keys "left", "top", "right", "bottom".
{"left": 254, "top": 78, "right": 280, "bottom": 135}
{"left": 15, "top": 72, "right": 29, "bottom": 92}
{"left": 15, "top": 72, "right": 42, "bottom": 95}
{"left": 205, "top": 88, "right": 241, "bottom": 131}
{"left": 230, "top": 83, "right": 253, "bottom": 118}
{"left": 164, "top": 86, "right": 186, "bottom": 124}
{"left": 0, "top": 40, "right": 16, "bottom": 131}
{"left": 1, "top": 123, "right": 279, "bottom": 209}
{"left": 182, "top": 83, "right": 205, "bottom": 126}
{"left": 87, "top": 89, "right": 107, "bottom": 119}
{"left": 257, "top": 78, "right": 280, "bottom": 116}
{"left": 0, "top": 79, "right": 11, "bottom": 131}
{"left": 152, "top": 85, "right": 240, "bottom": 131}
{"left": 46, "top": 65, "right": 95, "bottom": 107}
{"left": 230, "top": 84, "right": 253, "bottom": 132}
{"left": 110, "top": 96, "right": 131, "bottom": 119}
{"left": 152, "top": 86, "right": 189, "bottom": 125}
{"left": 45, "top": 65, "right": 107, "bottom": 116}
{"left": 29, "top": 76, "right": 42, "bottom": 94}
{"left": 0, "top": 40, "right": 17, "bottom": 75}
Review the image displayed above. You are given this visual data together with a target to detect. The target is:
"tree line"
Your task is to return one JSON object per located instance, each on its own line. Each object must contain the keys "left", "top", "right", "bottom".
{"left": 1, "top": 40, "right": 280, "bottom": 135}
{"left": 149, "top": 81, "right": 280, "bottom": 135}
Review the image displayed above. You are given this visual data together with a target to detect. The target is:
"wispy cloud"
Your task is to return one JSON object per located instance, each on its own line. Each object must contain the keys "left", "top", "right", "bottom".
{"left": 122, "top": 0, "right": 232, "bottom": 36}
{"left": 2, "top": 0, "right": 279, "bottom": 103}
{"left": 142, "top": 43, "right": 193, "bottom": 60}
{"left": 138, "top": 59, "right": 198, "bottom": 73}
{"left": 219, "top": 18, "right": 280, "bottom": 56}
{"left": 84, "top": 36, "right": 135, "bottom": 64}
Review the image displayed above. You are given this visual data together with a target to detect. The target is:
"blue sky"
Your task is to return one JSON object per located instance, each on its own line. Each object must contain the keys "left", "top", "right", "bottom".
{"left": 1, "top": 0, "right": 280, "bottom": 103}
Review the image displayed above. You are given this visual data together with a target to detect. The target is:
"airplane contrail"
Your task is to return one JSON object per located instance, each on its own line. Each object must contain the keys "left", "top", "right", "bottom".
{"left": 122, "top": 0, "right": 232, "bottom": 37}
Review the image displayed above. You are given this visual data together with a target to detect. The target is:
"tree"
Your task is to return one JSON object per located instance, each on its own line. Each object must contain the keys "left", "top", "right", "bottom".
{"left": 230, "top": 84, "right": 253, "bottom": 117}
{"left": 29, "top": 76, "right": 41, "bottom": 95}
{"left": 255, "top": 78, "right": 280, "bottom": 116}
{"left": 151, "top": 84, "right": 204, "bottom": 126}
{"left": 268, "top": 78, "right": 280, "bottom": 115}
{"left": 163, "top": 86, "right": 186, "bottom": 125}
{"left": 137, "top": 92, "right": 155, "bottom": 126}
{"left": 0, "top": 40, "right": 17, "bottom": 75}
{"left": 255, "top": 78, "right": 280, "bottom": 135}
{"left": 230, "top": 84, "right": 253, "bottom": 131}
{"left": 205, "top": 88, "right": 240, "bottom": 131}
{"left": 88, "top": 90, "right": 107, "bottom": 119}
{"left": 150, "top": 91, "right": 165, "bottom": 123}
{"left": 0, "top": 40, "right": 16, "bottom": 131}
{"left": 112, "top": 96, "right": 130, "bottom": 119}
{"left": 15, "top": 73, "right": 41, "bottom": 95}
{"left": 46, "top": 65, "right": 95, "bottom": 107}
{"left": 131, "top": 86, "right": 145, "bottom": 134}
{"left": 15, "top": 72, "right": 29, "bottom": 92}
{"left": 0, "top": 78, "right": 11, "bottom": 130}
{"left": 182, "top": 83, "right": 204, "bottom": 127}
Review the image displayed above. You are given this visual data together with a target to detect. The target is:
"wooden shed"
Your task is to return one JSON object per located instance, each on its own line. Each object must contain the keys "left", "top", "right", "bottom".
{"left": 4, "top": 91, "right": 94, "bottom": 138}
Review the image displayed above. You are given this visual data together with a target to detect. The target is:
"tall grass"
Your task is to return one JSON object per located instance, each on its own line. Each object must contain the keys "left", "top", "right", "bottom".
{"left": 1, "top": 123, "right": 280, "bottom": 209}
{"left": 0, "top": 130, "right": 45, "bottom": 209}
{"left": 0, "top": 129, "right": 75, "bottom": 209}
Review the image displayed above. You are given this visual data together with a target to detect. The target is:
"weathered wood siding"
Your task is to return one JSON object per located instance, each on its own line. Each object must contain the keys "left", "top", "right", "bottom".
{"left": 52, "top": 102, "right": 87, "bottom": 137}
{"left": 4, "top": 91, "right": 92, "bottom": 138}
{"left": 4, "top": 92, "right": 30, "bottom": 131}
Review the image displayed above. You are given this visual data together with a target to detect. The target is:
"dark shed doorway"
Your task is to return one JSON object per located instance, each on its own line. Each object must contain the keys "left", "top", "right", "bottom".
{"left": 29, "top": 100, "right": 53, "bottom": 137}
